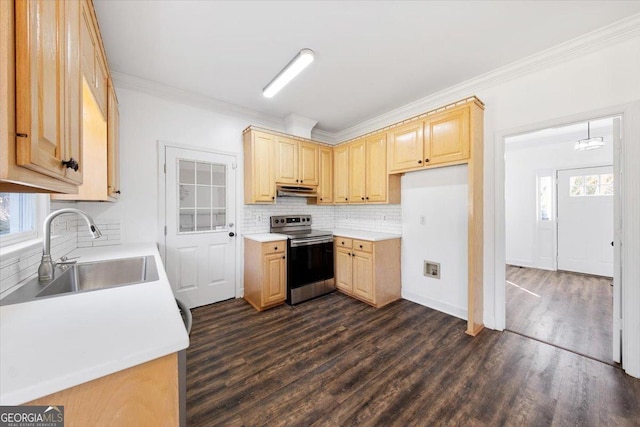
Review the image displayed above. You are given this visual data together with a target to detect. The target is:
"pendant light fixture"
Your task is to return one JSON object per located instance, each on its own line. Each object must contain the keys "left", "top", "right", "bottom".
{"left": 575, "top": 121, "right": 605, "bottom": 151}
{"left": 263, "top": 49, "right": 315, "bottom": 98}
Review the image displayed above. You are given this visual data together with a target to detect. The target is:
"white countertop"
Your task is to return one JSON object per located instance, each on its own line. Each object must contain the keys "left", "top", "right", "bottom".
{"left": 243, "top": 233, "right": 288, "bottom": 242}
{"left": 0, "top": 243, "right": 189, "bottom": 405}
{"left": 332, "top": 228, "right": 402, "bottom": 241}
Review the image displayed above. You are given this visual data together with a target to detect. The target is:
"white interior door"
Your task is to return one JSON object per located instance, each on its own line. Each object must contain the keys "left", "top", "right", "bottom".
{"left": 557, "top": 165, "right": 614, "bottom": 277}
{"left": 165, "top": 146, "right": 237, "bottom": 309}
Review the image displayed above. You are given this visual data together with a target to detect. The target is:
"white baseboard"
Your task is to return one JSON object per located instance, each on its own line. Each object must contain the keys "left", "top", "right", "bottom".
{"left": 401, "top": 290, "right": 468, "bottom": 321}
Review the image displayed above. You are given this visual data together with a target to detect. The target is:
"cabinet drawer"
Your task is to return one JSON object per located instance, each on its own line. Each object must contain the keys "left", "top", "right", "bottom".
{"left": 353, "top": 240, "right": 373, "bottom": 253}
{"left": 263, "top": 241, "right": 286, "bottom": 254}
{"left": 335, "top": 237, "right": 352, "bottom": 248}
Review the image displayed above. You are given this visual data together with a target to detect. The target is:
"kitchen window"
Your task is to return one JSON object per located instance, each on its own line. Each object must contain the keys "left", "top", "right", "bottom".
{"left": 0, "top": 193, "right": 44, "bottom": 246}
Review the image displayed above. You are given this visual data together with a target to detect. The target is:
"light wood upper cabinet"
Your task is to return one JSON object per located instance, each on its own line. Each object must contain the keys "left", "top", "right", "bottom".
{"left": 244, "top": 130, "right": 276, "bottom": 203}
{"left": 424, "top": 105, "right": 470, "bottom": 165}
{"left": 388, "top": 121, "right": 424, "bottom": 173}
{"left": 15, "top": 0, "right": 82, "bottom": 185}
{"left": 388, "top": 104, "right": 472, "bottom": 173}
{"left": 365, "top": 133, "right": 388, "bottom": 203}
{"left": 348, "top": 139, "right": 366, "bottom": 203}
{"left": 333, "top": 144, "right": 349, "bottom": 204}
{"left": 318, "top": 146, "right": 333, "bottom": 204}
{"left": 244, "top": 238, "right": 287, "bottom": 311}
{"left": 274, "top": 137, "right": 318, "bottom": 186}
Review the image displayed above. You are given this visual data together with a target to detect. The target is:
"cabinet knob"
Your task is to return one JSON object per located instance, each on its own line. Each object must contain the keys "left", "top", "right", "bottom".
{"left": 320, "top": 198, "right": 323, "bottom": 201}
{"left": 301, "top": 180, "right": 303, "bottom": 183}
{"left": 296, "top": 179, "right": 299, "bottom": 183}
{"left": 272, "top": 196, "right": 275, "bottom": 200}
{"left": 361, "top": 197, "right": 364, "bottom": 201}
{"left": 115, "top": 190, "right": 121, "bottom": 194}
{"left": 274, "top": 246, "right": 278, "bottom": 250}
{"left": 425, "top": 158, "right": 430, "bottom": 163}
{"left": 418, "top": 160, "right": 422, "bottom": 164}
{"left": 282, "top": 256, "right": 285, "bottom": 259}
{"left": 341, "top": 241, "right": 345, "bottom": 245}
{"left": 365, "top": 197, "right": 369, "bottom": 200}
{"left": 62, "top": 158, "right": 79, "bottom": 171}
{"left": 345, "top": 198, "right": 348, "bottom": 201}
{"left": 359, "top": 245, "right": 363, "bottom": 248}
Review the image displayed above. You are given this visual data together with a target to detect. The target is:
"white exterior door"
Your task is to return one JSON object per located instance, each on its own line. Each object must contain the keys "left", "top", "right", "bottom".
{"left": 165, "top": 146, "right": 237, "bottom": 309}
{"left": 557, "top": 165, "right": 614, "bottom": 277}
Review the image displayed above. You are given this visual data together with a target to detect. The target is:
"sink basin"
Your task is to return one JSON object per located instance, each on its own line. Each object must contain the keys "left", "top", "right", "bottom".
{"left": 0, "top": 256, "right": 159, "bottom": 305}
{"left": 38, "top": 256, "right": 159, "bottom": 297}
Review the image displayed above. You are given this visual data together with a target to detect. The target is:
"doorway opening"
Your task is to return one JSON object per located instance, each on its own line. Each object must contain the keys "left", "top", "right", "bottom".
{"left": 504, "top": 116, "right": 621, "bottom": 364}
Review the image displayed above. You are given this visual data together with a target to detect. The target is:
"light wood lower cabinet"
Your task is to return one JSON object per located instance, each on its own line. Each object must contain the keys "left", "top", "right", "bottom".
{"left": 27, "top": 353, "right": 179, "bottom": 427}
{"left": 244, "top": 238, "right": 287, "bottom": 311}
{"left": 334, "top": 236, "right": 401, "bottom": 308}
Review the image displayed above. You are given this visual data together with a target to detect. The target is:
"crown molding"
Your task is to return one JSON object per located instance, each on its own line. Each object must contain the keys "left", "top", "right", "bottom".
{"left": 111, "top": 71, "right": 286, "bottom": 130}
{"left": 334, "top": 13, "right": 640, "bottom": 142}
{"left": 310, "top": 128, "right": 336, "bottom": 144}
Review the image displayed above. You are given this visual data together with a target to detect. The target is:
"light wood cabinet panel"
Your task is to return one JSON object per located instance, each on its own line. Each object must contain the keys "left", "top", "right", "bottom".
{"left": 335, "top": 246, "right": 353, "bottom": 293}
{"left": 387, "top": 121, "right": 424, "bottom": 173}
{"left": 107, "top": 81, "right": 120, "bottom": 199}
{"left": 244, "top": 238, "right": 287, "bottom": 310}
{"left": 352, "top": 250, "right": 374, "bottom": 302}
{"left": 318, "top": 146, "right": 333, "bottom": 204}
{"left": 244, "top": 130, "right": 276, "bottom": 204}
{"left": 93, "top": 46, "right": 108, "bottom": 118}
{"left": 263, "top": 253, "right": 286, "bottom": 306}
{"left": 274, "top": 136, "right": 298, "bottom": 184}
{"left": 333, "top": 144, "right": 349, "bottom": 204}
{"left": 62, "top": 0, "right": 82, "bottom": 185}
{"left": 299, "top": 141, "right": 319, "bottom": 185}
{"left": 27, "top": 353, "right": 179, "bottom": 426}
{"left": 80, "top": 2, "right": 95, "bottom": 87}
{"left": 15, "top": 0, "right": 67, "bottom": 181}
{"left": 424, "top": 105, "right": 470, "bottom": 165}
{"left": 365, "top": 133, "right": 388, "bottom": 203}
{"left": 348, "top": 140, "right": 366, "bottom": 203}
{"left": 334, "top": 236, "right": 400, "bottom": 308}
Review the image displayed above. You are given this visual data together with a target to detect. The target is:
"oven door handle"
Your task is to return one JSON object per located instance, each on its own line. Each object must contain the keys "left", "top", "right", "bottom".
{"left": 290, "top": 237, "right": 334, "bottom": 247}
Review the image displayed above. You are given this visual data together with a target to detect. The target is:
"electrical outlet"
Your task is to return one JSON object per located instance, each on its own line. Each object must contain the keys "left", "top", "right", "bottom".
{"left": 424, "top": 261, "right": 440, "bottom": 279}
{"left": 420, "top": 215, "right": 425, "bottom": 225}
{"left": 345, "top": 214, "right": 350, "bottom": 220}
{"left": 257, "top": 215, "right": 262, "bottom": 223}
{"left": 382, "top": 215, "right": 387, "bottom": 222}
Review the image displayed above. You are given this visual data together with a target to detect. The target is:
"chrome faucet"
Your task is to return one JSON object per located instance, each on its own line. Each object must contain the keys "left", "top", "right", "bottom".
{"left": 38, "top": 208, "right": 102, "bottom": 281}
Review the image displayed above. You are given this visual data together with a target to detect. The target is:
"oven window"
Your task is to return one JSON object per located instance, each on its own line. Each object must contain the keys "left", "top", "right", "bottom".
{"left": 288, "top": 241, "right": 334, "bottom": 289}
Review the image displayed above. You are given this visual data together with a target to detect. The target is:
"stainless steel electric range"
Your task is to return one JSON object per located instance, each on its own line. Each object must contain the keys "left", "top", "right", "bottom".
{"left": 270, "top": 215, "right": 335, "bottom": 305}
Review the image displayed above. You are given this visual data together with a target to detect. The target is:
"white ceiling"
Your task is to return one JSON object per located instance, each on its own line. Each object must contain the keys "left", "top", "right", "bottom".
{"left": 93, "top": 1, "right": 640, "bottom": 133}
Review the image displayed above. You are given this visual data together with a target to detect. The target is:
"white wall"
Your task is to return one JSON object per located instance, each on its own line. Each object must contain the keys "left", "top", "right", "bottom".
{"left": 505, "top": 127, "right": 614, "bottom": 269}
{"left": 401, "top": 166, "right": 468, "bottom": 319}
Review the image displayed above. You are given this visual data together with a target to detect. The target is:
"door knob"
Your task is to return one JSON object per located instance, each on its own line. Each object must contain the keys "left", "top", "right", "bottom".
{"left": 229, "top": 232, "right": 235, "bottom": 237}
{"left": 611, "top": 241, "right": 614, "bottom": 247}
{"left": 62, "top": 158, "right": 79, "bottom": 171}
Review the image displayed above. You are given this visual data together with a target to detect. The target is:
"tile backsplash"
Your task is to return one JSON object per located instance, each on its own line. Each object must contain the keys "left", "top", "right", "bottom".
{"left": 241, "top": 197, "right": 402, "bottom": 235}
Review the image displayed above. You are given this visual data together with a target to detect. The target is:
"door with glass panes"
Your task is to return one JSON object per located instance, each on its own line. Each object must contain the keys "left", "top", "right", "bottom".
{"left": 165, "top": 146, "right": 236, "bottom": 308}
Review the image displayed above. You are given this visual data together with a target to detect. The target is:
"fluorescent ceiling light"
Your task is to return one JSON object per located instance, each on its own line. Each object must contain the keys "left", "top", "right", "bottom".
{"left": 263, "top": 49, "right": 314, "bottom": 98}
{"left": 575, "top": 121, "right": 605, "bottom": 151}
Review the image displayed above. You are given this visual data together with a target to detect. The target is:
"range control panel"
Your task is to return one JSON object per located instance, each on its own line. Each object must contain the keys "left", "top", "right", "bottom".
{"left": 270, "top": 215, "right": 312, "bottom": 228}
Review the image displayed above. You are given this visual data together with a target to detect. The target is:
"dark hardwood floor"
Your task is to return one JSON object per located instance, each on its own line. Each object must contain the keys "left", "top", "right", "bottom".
{"left": 506, "top": 266, "right": 613, "bottom": 363}
{"left": 186, "top": 293, "right": 640, "bottom": 427}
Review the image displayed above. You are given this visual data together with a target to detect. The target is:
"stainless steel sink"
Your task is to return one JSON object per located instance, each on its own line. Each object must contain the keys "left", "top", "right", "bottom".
{"left": 0, "top": 256, "right": 159, "bottom": 305}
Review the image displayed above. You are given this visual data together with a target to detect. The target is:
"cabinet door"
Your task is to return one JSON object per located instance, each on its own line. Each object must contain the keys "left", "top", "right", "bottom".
{"left": 107, "top": 81, "right": 120, "bottom": 198}
{"left": 15, "top": 0, "right": 67, "bottom": 180}
{"left": 318, "top": 146, "right": 333, "bottom": 204}
{"left": 387, "top": 121, "right": 424, "bottom": 173}
{"left": 365, "top": 133, "right": 387, "bottom": 203}
{"left": 93, "top": 51, "right": 108, "bottom": 119}
{"left": 263, "top": 253, "right": 286, "bottom": 306}
{"left": 352, "top": 250, "right": 374, "bottom": 303}
{"left": 298, "top": 141, "right": 319, "bottom": 185}
{"left": 252, "top": 133, "right": 276, "bottom": 202}
{"left": 348, "top": 140, "right": 366, "bottom": 203}
{"left": 333, "top": 145, "right": 349, "bottom": 204}
{"left": 62, "top": 0, "right": 82, "bottom": 184}
{"left": 335, "top": 246, "right": 353, "bottom": 293}
{"left": 424, "top": 106, "right": 470, "bottom": 165}
{"left": 274, "top": 137, "right": 298, "bottom": 184}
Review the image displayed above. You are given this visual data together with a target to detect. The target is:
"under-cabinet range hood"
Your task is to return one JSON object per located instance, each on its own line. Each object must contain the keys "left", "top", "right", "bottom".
{"left": 276, "top": 185, "right": 318, "bottom": 198}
